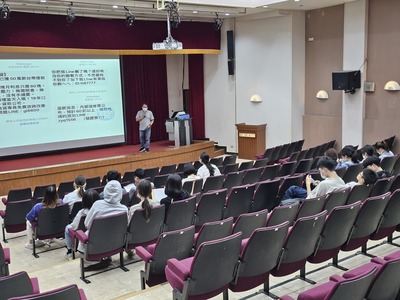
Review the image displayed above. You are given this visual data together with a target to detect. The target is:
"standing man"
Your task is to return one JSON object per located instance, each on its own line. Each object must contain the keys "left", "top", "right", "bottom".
{"left": 136, "top": 103, "right": 154, "bottom": 152}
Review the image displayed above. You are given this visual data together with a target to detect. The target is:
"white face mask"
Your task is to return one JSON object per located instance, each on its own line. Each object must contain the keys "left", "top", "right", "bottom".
{"left": 142, "top": 107, "right": 148, "bottom": 112}
{"left": 320, "top": 174, "right": 327, "bottom": 180}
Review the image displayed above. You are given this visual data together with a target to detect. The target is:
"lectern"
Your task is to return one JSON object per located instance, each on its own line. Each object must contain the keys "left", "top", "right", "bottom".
{"left": 235, "top": 123, "right": 267, "bottom": 159}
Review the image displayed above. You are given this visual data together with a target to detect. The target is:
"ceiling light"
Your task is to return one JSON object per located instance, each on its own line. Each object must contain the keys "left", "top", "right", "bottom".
{"left": 193, "top": 10, "right": 197, "bottom": 14}
{"left": 225, "top": 13, "right": 230, "bottom": 16}
{"left": 214, "top": 13, "right": 223, "bottom": 31}
{"left": 66, "top": 2, "right": 75, "bottom": 24}
{"left": 40, "top": 0, "right": 46, "bottom": 3}
{"left": 112, "top": 5, "right": 118, "bottom": 9}
{"left": 0, "top": 1, "right": 11, "bottom": 20}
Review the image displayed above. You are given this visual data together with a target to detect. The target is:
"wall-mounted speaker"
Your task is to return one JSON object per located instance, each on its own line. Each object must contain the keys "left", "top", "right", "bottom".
{"left": 227, "top": 30, "right": 235, "bottom": 60}
{"left": 332, "top": 71, "right": 361, "bottom": 93}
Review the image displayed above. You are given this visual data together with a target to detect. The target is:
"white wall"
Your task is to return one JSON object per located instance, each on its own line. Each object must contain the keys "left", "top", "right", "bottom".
{"left": 166, "top": 54, "right": 187, "bottom": 115}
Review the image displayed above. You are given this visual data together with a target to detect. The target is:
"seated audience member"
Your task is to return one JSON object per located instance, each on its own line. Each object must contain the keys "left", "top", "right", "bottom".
{"left": 374, "top": 140, "right": 394, "bottom": 159}
{"left": 345, "top": 168, "right": 378, "bottom": 188}
{"left": 128, "top": 179, "right": 159, "bottom": 221}
{"left": 99, "top": 170, "right": 120, "bottom": 199}
{"left": 79, "top": 180, "right": 128, "bottom": 270}
{"left": 324, "top": 148, "right": 338, "bottom": 161}
{"left": 196, "top": 152, "right": 221, "bottom": 181}
{"left": 360, "top": 144, "right": 376, "bottom": 161}
{"left": 63, "top": 175, "right": 86, "bottom": 213}
{"left": 281, "top": 157, "right": 346, "bottom": 205}
{"left": 127, "top": 168, "right": 154, "bottom": 201}
{"left": 336, "top": 146, "right": 356, "bottom": 169}
{"left": 362, "top": 156, "right": 392, "bottom": 178}
{"left": 181, "top": 163, "right": 201, "bottom": 185}
{"left": 160, "top": 174, "right": 190, "bottom": 213}
{"left": 64, "top": 189, "right": 100, "bottom": 260}
{"left": 26, "top": 186, "right": 62, "bottom": 249}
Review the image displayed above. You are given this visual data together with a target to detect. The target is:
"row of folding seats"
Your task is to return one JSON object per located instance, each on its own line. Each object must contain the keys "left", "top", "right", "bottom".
{"left": 281, "top": 251, "right": 400, "bottom": 300}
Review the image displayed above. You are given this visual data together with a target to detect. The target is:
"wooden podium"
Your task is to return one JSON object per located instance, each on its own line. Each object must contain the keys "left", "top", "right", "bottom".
{"left": 235, "top": 123, "right": 267, "bottom": 160}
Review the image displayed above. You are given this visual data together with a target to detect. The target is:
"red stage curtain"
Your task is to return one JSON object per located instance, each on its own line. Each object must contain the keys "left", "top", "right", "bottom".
{"left": 122, "top": 55, "right": 169, "bottom": 145}
{"left": 188, "top": 55, "right": 205, "bottom": 140}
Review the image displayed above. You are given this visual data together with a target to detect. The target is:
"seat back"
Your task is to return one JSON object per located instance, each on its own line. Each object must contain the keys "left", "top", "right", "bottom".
{"left": 232, "top": 209, "right": 268, "bottom": 239}
{"left": 327, "top": 267, "right": 377, "bottom": 300}
{"left": 195, "top": 189, "right": 227, "bottom": 227}
{"left": 122, "top": 171, "right": 135, "bottom": 184}
{"left": 164, "top": 196, "right": 196, "bottom": 231}
{"left": 69, "top": 201, "right": 83, "bottom": 222}
{"left": 222, "top": 163, "right": 239, "bottom": 175}
{"left": 143, "top": 167, "right": 159, "bottom": 181}
{"left": 238, "top": 161, "right": 254, "bottom": 171}
{"left": 3, "top": 199, "right": 33, "bottom": 232}
{"left": 277, "top": 211, "right": 327, "bottom": 267}
{"left": 278, "top": 143, "right": 291, "bottom": 160}
{"left": 224, "top": 184, "right": 256, "bottom": 219}
{"left": 367, "top": 257, "right": 400, "bottom": 300}
{"left": 194, "top": 217, "right": 233, "bottom": 250}
{"left": 57, "top": 181, "right": 74, "bottom": 199}
{"left": 5, "top": 188, "right": 32, "bottom": 203}
{"left": 314, "top": 202, "right": 361, "bottom": 252}
{"left": 346, "top": 184, "right": 373, "bottom": 204}
{"left": 323, "top": 187, "right": 351, "bottom": 214}
{"left": 85, "top": 176, "right": 101, "bottom": 189}
{"left": 120, "top": 192, "right": 131, "bottom": 207}
{"left": 269, "top": 145, "right": 282, "bottom": 163}
{"left": 380, "top": 155, "right": 398, "bottom": 174}
{"left": 0, "top": 243, "right": 9, "bottom": 276}
{"left": 126, "top": 205, "right": 165, "bottom": 248}
{"left": 251, "top": 179, "right": 280, "bottom": 212}
{"left": 296, "top": 195, "right": 327, "bottom": 219}
{"left": 188, "top": 232, "right": 242, "bottom": 297}
{"left": 176, "top": 162, "right": 190, "bottom": 173}
{"left": 151, "top": 226, "right": 195, "bottom": 274}
{"left": 36, "top": 204, "right": 70, "bottom": 239}
{"left": 277, "top": 174, "right": 305, "bottom": 200}
{"left": 260, "top": 164, "right": 280, "bottom": 181}
{"left": 369, "top": 176, "right": 394, "bottom": 197}
{"left": 182, "top": 179, "right": 203, "bottom": 195}
{"left": 222, "top": 155, "right": 237, "bottom": 166}
{"left": 304, "top": 147, "right": 317, "bottom": 159}
{"left": 342, "top": 164, "right": 364, "bottom": 183}
{"left": 266, "top": 202, "right": 299, "bottom": 227}
{"left": 202, "top": 175, "right": 225, "bottom": 193}
{"left": 390, "top": 174, "right": 400, "bottom": 193}
{"left": 0, "top": 271, "right": 35, "bottom": 300}
{"left": 9, "top": 284, "right": 84, "bottom": 300}
{"left": 253, "top": 158, "right": 269, "bottom": 169}
{"left": 33, "top": 184, "right": 56, "bottom": 202}
{"left": 159, "top": 164, "right": 176, "bottom": 175}
{"left": 210, "top": 157, "right": 223, "bottom": 167}
{"left": 349, "top": 192, "right": 391, "bottom": 240}
{"left": 286, "top": 142, "right": 297, "bottom": 159}
{"left": 242, "top": 167, "right": 264, "bottom": 184}
{"left": 371, "top": 189, "right": 400, "bottom": 238}
{"left": 277, "top": 161, "right": 297, "bottom": 177}
{"left": 392, "top": 156, "right": 400, "bottom": 176}
{"left": 294, "top": 158, "right": 314, "bottom": 174}
{"left": 86, "top": 213, "right": 128, "bottom": 258}
{"left": 223, "top": 171, "right": 245, "bottom": 190}
{"left": 153, "top": 174, "right": 170, "bottom": 188}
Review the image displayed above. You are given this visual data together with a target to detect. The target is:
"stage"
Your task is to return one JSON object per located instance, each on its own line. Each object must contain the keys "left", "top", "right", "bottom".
{"left": 0, "top": 140, "right": 216, "bottom": 196}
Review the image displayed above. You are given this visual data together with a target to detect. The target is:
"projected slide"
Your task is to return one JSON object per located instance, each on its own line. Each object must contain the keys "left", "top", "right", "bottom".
{"left": 0, "top": 57, "right": 125, "bottom": 157}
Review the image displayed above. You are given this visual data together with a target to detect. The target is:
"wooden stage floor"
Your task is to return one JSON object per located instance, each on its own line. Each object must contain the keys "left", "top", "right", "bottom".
{"left": 0, "top": 140, "right": 215, "bottom": 195}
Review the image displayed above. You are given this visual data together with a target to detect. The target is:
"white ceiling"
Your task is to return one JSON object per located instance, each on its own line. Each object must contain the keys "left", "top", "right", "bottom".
{"left": 3, "top": 0, "right": 358, "bottom": 22}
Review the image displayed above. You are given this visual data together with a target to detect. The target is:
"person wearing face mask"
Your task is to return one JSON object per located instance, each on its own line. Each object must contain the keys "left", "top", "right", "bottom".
{"left": 280, "top": 157, "right": 346, "bottom": 206}
{"left": 136, "top": 103, "right": 154, "bottom": 152}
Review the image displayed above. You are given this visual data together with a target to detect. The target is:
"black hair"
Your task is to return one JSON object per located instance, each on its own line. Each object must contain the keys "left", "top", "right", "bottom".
{"left": 183, "top": 163, "right": 196, "bottom": 177}
{"left": 361, "top": 145, "right": 375, "bottom": 157}
{"left": 316, "top": 156, "right": 337, "bottom": 171}
{"left": 164, "top": 173, "right": 184, "bottom": 198}
{"left": 82, "top": 189, "right": 100, "bottom": 209}
{"left": 74, "top": 175, "right": 86, "bottom": 198}
{"left": 137, "top": 180, "right": 153, "bottom": 221}
{"left": 361, "top": 168, "right": 378, "bottom": 185}
{"left": 134, "top": 168, "right": 145, "bottom": 180}
{"left": 340, "top": 146, "right": 359, "bottom": 163}
{"left": 374, "top": 141, "right": 389, "bottom": 152}
{"left": 42, "top": 185, "right": 60, "bottom": 208}
{"left": 324, "top": 148, "right": 338, "bottom": 161}
{"left": 106, "top": 170, "right": 121, "bottom": 182}
{"left": 362, "top": 156, "right": 381, "bottom": 168}
{"left": 200, "top": 152, "right": 215, "bottom": 177}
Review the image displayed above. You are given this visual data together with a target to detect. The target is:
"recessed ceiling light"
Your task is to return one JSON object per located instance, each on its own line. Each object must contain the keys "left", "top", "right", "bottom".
{"left": 112, "top": 5, "right": 118, "bottom": 9}
{"left": 263, "top": 5, "right": 268, "bottom": 8}
{"left": 225, "top": 13, "right": 230, "bottom": 16}
{"left": 40, "top": 0, "right": 46, "bottom": 2}
{"left": 193, "top": 10, "right": 197, "bottom": 14}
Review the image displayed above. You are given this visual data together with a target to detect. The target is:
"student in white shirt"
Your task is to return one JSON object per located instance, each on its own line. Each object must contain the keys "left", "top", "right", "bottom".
{"left": 62, "top": 175, "right": 86, "bottom": 213}
{"left": 196, "top": 152, "right": 221, "bottom": 181}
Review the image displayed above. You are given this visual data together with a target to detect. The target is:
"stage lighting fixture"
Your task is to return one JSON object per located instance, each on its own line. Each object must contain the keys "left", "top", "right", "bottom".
{"left": 170, "top": 11, "right": 180, "bottom": 28}
{"left": 124, "top": 6, "right": 135, "bottom": 27}
{"left": 214, "top": 13, "right": 223, "bottom": 31}
{"left": 0, "top": 1, "right": 11, "bottom": 21}
{"left": 165, "top": 1, "right": 180, "bottom": 28}
{"left": 66, "top": 2, "right": 75, "bottom": 24}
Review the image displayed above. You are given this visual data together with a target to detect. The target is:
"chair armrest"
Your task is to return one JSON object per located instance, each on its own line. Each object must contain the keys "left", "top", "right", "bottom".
{"left": 166, "top": 258, "right": 191, "bottom": 281}
{"left": 371, "top": 257, "right": 386, "bottom": 265}
{"left": 3, "top": 247, "right": 10, "bottom": 263}
{"left": 79, "top": 288, "right": 87, "bottom": 300}
{"left": 30, "top": 220, "right": 38, "bottom": 229}
{"left": 68, "top": 227, "right": 76, "bottom": 239}
{"left": 75, "top": 230, "right": 88, "bottom": 244}
{"left": 31, "top": 277, "right": 40, "bottom": 294}
{"left": 136, "top": 246, "right": 153, "bottom": 262}
{"left": 279, "top": 296, "right": 295, "bottom": 300}
{"left": 1, "top": 198, "right": 7, "bottom": 205}
{"left": 0, "top": 210, "right": 5, "bottom": 218}
{"left": 329, "top": 275, "right": 344, "bottom": 282}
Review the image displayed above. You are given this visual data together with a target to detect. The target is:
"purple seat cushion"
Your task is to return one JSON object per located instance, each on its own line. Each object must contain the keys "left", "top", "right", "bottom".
{"left": 297, "top": 281, "right": 336, "bottom": 300}
{"left": 384, "top": 250, "right": 400, "bottom": 261}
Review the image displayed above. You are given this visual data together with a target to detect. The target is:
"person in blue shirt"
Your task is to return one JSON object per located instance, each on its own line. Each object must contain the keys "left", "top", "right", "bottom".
{"left": 25, "top": 185, "right": 62, "bottom": 249}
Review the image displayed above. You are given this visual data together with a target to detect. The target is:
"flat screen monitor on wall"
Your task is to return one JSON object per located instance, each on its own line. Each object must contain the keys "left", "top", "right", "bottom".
{"left": 332, "top": 70, "right": 361, "bottom": 94}
{"left": 0, "top": 54, "right": 125, "bottom": 157}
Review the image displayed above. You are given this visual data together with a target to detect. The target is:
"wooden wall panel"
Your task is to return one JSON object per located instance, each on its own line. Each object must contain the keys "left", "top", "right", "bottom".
{"left": 303, "top": 115, "right": 342, "bottom": 150}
